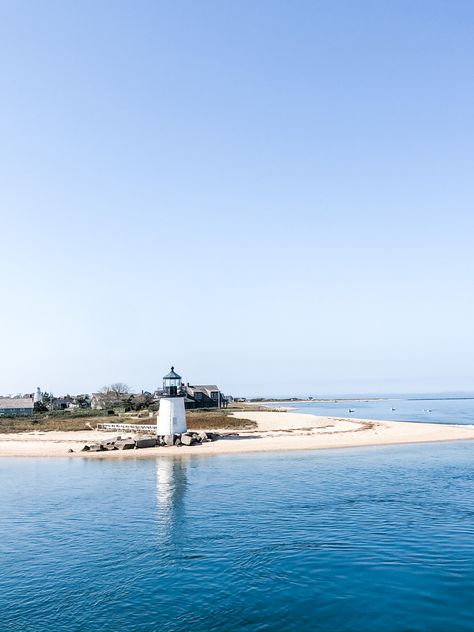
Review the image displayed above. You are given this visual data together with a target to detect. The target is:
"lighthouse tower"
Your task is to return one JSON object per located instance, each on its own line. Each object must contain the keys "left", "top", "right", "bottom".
{"left": 157, "top": 367, "right": 187, "bottom": 436}
{"left": 33, "top": 387, "right": 43, "bottom": 405}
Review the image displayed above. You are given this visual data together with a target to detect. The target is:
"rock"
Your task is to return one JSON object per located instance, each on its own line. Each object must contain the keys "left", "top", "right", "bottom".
{"left": 81, "top": 443, "right": 103, "bottom": 452}
{"left": 198, "top": 431, "right": 211, "bottom": 442}
{"left": 180, "top": 433, "right": 194, "bottom": 446}
{"left": 135, "top": 437, "right": 157, "bottom": 449}
{"left": 67, "top": 449, "right": 74, "bottom": 453}
{"left": 115, "top": 440, "right": 136, "bottom": 450}
{"left": 101, "top": 444, "right": 117, "bottom": 451}
{"left": 174, "top": 437, "right": 182, "bottom": 446}
{"left": 164, "top": 434, "right": 175, "bottom": 446}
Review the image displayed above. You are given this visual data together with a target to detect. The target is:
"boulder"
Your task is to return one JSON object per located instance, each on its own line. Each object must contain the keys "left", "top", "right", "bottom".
{"left": 198, "top": 431, "right": 211, "bottom": 442}
{"left": 67, "top": 449, "right": 74, "bottom": 453}
{"left": 115, "top": 440, "right": 136, "bottom": 450}
{"left": 135, "top": 437, "right": 157, "bottom": 449}
{"left": 174, "top": 437, "right": 182, "bottom": 446}
{"left": 164, "top": 434, "right": 176, "bottom": 446}
{"left": 88, "top": 444, "right": 103, "bottom": 452}
{"left": 180, "top": 434, "right": 194, "bottom": 446}
{"left": 81, "top": 445, "right": 90, "bottom": 452}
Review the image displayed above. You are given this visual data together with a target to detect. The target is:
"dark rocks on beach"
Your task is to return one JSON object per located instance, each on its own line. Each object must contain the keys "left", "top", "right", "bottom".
{"left": 134, "top": 437, "right": 157, "bottom": 449}
{"left": 180, "top": 433, "right": 194, "bottom": 446}
{"left": 79, "top": 431, "right": 220, "bottom": 454}
{"left": 198, "top": 431, "right": 212, "bottom": 442}
{"left": 115, "top": 439, "right": 136, "bottom": 450}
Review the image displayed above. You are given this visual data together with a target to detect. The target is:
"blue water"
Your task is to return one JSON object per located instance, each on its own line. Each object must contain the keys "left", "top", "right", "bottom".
{"left": 2, "top": 444, "right": 474, "bottom": 631}
{"left": 279, "top": 396, "right": 474, "bottom": 425}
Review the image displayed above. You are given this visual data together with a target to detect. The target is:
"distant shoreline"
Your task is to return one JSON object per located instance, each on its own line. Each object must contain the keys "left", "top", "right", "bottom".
{"left": 251, "top": 396, "right": 474, "bottom": 404}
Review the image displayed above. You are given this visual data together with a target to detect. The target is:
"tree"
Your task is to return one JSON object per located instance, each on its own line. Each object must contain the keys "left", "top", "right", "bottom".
{"left": 97, "top": 383, "right": 131, "bottom": 409}
{"left": 74, "top": 394, "right": 91, "bottom": 408}
{"left": 131, "top": 391, "right": 154, "bottom": 411}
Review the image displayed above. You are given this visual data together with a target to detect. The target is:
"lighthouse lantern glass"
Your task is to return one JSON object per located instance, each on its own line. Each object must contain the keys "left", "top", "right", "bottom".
{"left": 163, "top": 368, "right": 182, "bottom": 397}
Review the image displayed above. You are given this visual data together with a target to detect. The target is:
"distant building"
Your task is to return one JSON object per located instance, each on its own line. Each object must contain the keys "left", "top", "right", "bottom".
{"left": 185, "top": 384, "right": 225, "bottom": 408}
{"left": 90, "top": 393, "right": 103, "bottom": 410}
{"left": 52, "top": 396, "right": 75, "bottom": 410}
{"left": 0, "top": 397, "right": 34, "bottom": 416}
{"left": 33, "top": 387, "right": 43, "bottom": 405}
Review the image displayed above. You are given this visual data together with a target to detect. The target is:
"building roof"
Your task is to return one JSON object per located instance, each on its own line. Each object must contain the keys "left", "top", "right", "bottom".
{"left": 0, "top": 397, "right": 34, "bottom": 409}
{"left": 163, "top": 366, "right": 182, "bottom": 380}
{"left": 187, "top": 385, "right": 220, "bottom": 394}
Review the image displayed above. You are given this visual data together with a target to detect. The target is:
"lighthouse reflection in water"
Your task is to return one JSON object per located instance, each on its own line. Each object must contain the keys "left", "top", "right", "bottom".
{"left": 155, "top": 458, "right": 188, "bottom": 545}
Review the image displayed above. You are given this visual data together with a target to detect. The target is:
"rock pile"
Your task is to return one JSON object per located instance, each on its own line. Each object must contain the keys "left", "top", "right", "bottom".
{"left": 81, "top": 431, "right": 219, "bottom": 452}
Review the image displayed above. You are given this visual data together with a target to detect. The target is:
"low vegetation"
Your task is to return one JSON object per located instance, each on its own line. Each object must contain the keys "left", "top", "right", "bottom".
{"left": 0, "top": 416, "right": 100, "bottom": 433}
{"left": 186, "top": 410, "right": 257, "bottom": 430}
{"left": 227, "top": 402, "right": 283, "bottom": 412}
{"left": 0, "top": 408, "right": 257, "bottom": 433}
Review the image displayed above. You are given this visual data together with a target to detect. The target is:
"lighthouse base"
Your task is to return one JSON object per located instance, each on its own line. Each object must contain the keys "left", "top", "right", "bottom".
{"left": 157, "top": 397, "right": 187, "bottom": 436}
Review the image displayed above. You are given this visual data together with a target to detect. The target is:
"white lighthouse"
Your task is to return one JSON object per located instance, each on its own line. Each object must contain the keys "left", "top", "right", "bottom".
{"left": 157, "top": 366, "right": 187, "bottom": 436}
{"left": 33, "top": 387, "right": 43, "bottom": 405}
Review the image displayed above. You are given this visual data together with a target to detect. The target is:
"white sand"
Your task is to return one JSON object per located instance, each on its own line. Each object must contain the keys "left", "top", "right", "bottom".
{"left": 1, "top": 411, "right": 474, "bottom": 458}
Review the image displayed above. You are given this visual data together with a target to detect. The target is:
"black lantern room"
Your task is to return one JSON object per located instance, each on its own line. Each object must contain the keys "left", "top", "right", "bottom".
{"left": 163, "top": 366, "right": 182, "bottom": 397}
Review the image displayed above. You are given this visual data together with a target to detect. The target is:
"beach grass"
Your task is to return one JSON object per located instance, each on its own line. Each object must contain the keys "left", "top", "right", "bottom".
{"left": 0, "top": 409, "right": 257, "bottom": 433}
{"left": 186, "top": 410, "right": 257, "bottom": 430}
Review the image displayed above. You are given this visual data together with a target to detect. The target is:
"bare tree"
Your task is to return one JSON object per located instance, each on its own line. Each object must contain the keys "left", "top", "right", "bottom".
{"left": 106, "top": 383, "right": 131, "bottom": 398}
{"left": 97, "top": 383, "right": 131, "bottom": 408}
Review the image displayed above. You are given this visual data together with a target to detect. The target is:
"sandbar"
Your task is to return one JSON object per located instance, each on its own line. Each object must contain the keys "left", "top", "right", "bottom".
{"left": 1, "top": 411, "right": 474, "bottom": 458}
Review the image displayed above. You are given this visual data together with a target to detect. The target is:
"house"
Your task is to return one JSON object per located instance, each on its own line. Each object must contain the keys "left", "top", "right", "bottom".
{"left": 52, "top": 396, "right": 75, "bottom": 410}
{"left": 0, "top": 397, "right": 34, "bottom": 416}
{"left": 185, "top": 384, "right": 226, "bottom": 408}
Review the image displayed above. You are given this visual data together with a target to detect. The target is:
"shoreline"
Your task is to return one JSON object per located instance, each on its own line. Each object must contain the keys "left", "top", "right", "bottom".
{"left": 2, "top": 411, "right": 474, "bottom": 458}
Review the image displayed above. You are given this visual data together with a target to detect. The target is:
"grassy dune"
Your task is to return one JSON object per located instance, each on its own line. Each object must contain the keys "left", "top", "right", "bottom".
{"left": 0, "top": 409, "right": 257, "bottom": 433}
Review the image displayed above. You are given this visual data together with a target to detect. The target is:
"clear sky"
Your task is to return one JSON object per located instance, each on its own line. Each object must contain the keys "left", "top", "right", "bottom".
{"left": 1, "top": 0, "right": 473, "bottom": 397}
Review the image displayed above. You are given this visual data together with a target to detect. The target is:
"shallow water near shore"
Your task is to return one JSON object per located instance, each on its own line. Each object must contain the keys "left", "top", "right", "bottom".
{"left": 2, "top": 442, "right": 474, "bottom": 631}
{"left": 283, "top": 395, "right": 474, "bottom": 425}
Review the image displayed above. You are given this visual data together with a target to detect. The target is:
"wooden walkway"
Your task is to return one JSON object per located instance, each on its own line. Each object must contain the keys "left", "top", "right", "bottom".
{"left": 96, "top": 422, "right": 156, "bottom": 433}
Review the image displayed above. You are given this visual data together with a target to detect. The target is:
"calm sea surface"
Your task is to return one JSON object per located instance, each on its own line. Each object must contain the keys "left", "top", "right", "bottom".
{"left": 280, "top": 396, "right": 474, "bottom": 425}
{"left": 2, "top": 443, "right": 474, "bottom": 631}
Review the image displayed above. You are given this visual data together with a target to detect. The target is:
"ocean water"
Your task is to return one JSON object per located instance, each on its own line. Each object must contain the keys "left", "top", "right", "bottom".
{"left": 280, "top": 396, "right": 474, "bottom": 426}
{"left": 2, "top": 443, "right": 474, "bottom": 631}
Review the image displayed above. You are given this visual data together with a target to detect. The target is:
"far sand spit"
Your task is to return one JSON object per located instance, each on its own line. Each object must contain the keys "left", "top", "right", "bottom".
{"left": 1, "top": 411, "right": 474, "bottom": 458}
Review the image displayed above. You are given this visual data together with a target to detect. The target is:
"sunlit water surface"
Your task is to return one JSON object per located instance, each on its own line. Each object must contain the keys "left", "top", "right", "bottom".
{"left": 2, "top": 443, "right": 474, "bottom": 631}
{"left": 281, "top": 395, "right": 474, "bottom": 425}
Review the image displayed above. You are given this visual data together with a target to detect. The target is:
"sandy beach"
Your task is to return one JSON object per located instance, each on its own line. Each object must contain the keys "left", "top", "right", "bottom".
{"left": 1, "top": 410, "right": 474, "bottom": 458}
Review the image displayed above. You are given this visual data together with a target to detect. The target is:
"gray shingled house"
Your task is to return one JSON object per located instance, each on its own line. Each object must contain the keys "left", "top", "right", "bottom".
{"left": 0, "top": 397, "right": 34, "bottom": 416}
{"left": 185, "top": 384, "right": 225, "bottom": 408}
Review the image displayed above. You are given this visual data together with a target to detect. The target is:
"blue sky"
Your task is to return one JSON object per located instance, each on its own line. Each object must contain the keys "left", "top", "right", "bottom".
{"left": 1, "top": 1, "right": 473, "bottom": 396}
